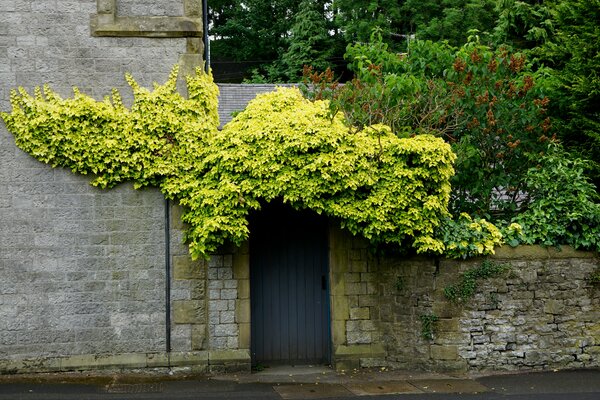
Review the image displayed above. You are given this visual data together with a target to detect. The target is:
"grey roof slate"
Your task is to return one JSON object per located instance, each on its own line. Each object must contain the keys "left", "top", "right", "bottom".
{"left": 217, "top": 83, "right": 297, "bottom": 127}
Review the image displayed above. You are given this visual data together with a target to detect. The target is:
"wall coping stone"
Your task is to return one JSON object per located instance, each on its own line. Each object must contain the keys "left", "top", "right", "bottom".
{"left": 491, "top": 245, "right": 597, "bottom": 260}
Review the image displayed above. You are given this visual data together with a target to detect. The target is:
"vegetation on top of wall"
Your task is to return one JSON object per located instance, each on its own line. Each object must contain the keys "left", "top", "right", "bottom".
{"left": 303, "top": 33, "right": 600, "bottom": 255}
{"left": 507, "top": 146, "right": 600, "bottom": 253}
{"left": 2, "top": 67, "right": 460, "bottom": 259}
{"left": 437, "top": 213, "right": 503, "bottom": 259}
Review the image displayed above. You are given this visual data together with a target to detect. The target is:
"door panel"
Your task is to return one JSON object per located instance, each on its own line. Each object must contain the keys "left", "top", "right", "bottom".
{"left": 250, "top": 203, "right": 330, "bottom": 365}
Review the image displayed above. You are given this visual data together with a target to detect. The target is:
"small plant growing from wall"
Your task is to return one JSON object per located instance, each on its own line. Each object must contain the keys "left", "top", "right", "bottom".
{"left": 444, "top": 259, "right": 510, "bottom": 304}
{"left": 395, "top": 276, "right": 405, "bottom": 293}
{"left": 419, "top": 314, "right": 439, "bottom": 341}
{"left": 588, "top": 268, "right": 600, "bottom": 287}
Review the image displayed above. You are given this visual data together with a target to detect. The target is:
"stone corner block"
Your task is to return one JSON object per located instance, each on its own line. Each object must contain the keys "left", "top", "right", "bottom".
{"left": 191, "top": 324, "right": 207, "bottom": 350}
{"left": 173, "top": 255, "right": 206, "bottom": 280}
{"left": 173, "top": 300, "right": 206, "bottom": 324}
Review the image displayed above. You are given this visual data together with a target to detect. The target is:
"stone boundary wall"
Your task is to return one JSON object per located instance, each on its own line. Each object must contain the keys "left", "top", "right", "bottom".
{"left": 344, "top": 241, "right": 600, "bottom": 372}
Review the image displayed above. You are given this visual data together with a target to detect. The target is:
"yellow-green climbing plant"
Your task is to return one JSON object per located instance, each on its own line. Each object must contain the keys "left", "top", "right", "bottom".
{"left": 2, "top": 66, "right": 458, "bottom": 259}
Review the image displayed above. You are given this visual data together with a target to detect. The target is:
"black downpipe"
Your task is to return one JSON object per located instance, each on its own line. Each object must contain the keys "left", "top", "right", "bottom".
{"left": 165, "top": 199, "right": 172, "bottom": 362}
{"left": 203, "top": 0, "right": 210, "bottom": 71}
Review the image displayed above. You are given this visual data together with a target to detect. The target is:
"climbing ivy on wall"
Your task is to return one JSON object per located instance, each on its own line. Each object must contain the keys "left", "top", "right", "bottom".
{"left": 2, "top": 66, "right": 458, "bottom": 259}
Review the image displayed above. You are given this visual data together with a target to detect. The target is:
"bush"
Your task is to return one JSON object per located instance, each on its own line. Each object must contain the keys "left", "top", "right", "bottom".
{"left": 509, "top": 145, "right": 600, "bottom": 252}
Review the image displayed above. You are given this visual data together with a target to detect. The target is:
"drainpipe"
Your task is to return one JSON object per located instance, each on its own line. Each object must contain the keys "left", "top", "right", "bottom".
{"left": 203, "top": 0, "right": 210, "bottom": 71}
{"left": 165, "top": 199, "right": 172, "bottom": 365}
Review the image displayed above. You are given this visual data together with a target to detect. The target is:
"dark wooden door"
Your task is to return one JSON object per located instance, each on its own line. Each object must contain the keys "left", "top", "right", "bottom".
{"left": 249, "top": 203, "right": 331, "bottom": 366}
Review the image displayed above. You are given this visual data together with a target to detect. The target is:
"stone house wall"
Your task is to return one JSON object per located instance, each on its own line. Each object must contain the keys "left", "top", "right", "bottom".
{"left": 0, "top": 0, "right": 205, "bottom": 373}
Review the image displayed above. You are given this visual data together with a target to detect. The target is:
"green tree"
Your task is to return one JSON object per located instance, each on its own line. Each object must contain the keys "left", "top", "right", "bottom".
{"left": 274, "top": 0, "right": 336, "bottom": 81}
{"left": 209, "top": 0, "right": 301, "bottom": 68}
{"left": 317, "top": 36, "right": 556, "bottom": 218}
{"left": 402, "top": 0, "right": 498, "bottom": 46}
{"left": 333, "top": 0, "right": 405, "bottom": 47}
{"left": 540, "top": 0, "right": 600, "bottom": 187}
{"left": 492, "top": 0, "right": 554, "bottom": 49}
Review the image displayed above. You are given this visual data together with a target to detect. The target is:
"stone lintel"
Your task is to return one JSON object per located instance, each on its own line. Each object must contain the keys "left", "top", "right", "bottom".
{"left": 91, "top": 16, "right": 202, "bottom": 38}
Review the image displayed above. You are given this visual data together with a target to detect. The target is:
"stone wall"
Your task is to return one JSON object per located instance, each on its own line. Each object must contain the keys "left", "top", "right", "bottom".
{"left": 0, "top": 0, "right": 203, "bottom": 373}
{"left": 338, "top": 237, "right": 600, "bottom": 372}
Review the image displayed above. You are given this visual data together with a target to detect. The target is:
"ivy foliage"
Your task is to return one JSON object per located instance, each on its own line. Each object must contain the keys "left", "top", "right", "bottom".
{"left": 2, "top": 67, "right": 457, "bottom": 259}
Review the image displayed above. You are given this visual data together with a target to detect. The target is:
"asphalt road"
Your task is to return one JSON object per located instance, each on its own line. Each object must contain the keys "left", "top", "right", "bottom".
{"left": 0, "top": 369, "right": 599, "bottom": 400}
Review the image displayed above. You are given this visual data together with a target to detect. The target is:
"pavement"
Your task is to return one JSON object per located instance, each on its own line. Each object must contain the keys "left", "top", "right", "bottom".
{"left": 0, "top": 366, "right": 599, "bottom": 399}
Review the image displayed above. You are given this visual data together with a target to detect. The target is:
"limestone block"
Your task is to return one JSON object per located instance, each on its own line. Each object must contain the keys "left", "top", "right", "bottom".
{"left": 220, "top": 289, "right": 237, "bottom": 300}
{"left": 220, "top": 311, "right": 235, "bottom": 324}
{"left": 173, "top": 300, "right": 206, "bottom": 324}
{"left": 358, "top": 295, "right": 377, "bottom": 307}
{"left": 347, "top": 331, "right": 372, "bottom": 344}
{"left": 332, "top": 320, "right": 346, "bottom": 345}
{"left": 97, "top": 0, "right": 115, "bottom": 14}
{"left": 349, "top": 307, "right": 370, "bottom": 320}
{"left": 224, "top": 280, "right": 238, "bottom": 289}
{"left": 430, "top": 345, "right": 458, "bottom": 360}
{"left": 237, "top": 280, "right": 250, "bottom": 300}
{"left": 214, "top": 323, "right": 238, "bottom": 337}
{"left": 360, "top": 320, "right": 376, "bottom": 331}
{"left": 436, "top": 318, "right": 459, "bottom": 332}
{"left": 173, "top": 255, "right": 205, "bottom": 280}
{"left": 350, "top": 260, "right": 367, "bottom": 272}
{"left": 235, "top": 299, "right": 250, "bottom": 324}
{"left": 209, "top": 349, "right": 250, "bottom": 363}
{"left": 345, "top": 282, "right": 366, "bottom": 295}
{"left": 210, "top": 300, "right": 229, "bottom": 311}
{"left": 238, "top": 323, "right": 250, "bottom": 349}
{"left": 191, "top": 324, "right": 206, "bottom": 350}
{"left": 189, "top": 280, "right": 206, "bottom": 300}
{"left": 233, "top": 252, "right": 250, "bottom": 279}
{"left": 544, "top": 300, "right": 565, "bottom": 315}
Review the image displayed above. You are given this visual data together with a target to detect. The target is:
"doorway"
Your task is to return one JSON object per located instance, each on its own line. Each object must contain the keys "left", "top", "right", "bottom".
{"left": 249, "top": 202, "right": 331, "bottom": 366}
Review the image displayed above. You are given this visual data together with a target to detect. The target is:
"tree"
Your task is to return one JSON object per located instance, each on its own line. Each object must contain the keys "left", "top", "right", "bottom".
{"left": 312, "top": 36, "right": 556, "bottom": 218}
{"left": 274, "top": 0, "right": 337, "bottom": 81}
{"left": 540, "top": 0, "right": 600, "bottom": 187}
{"left": 402, "top": 0, "right": 498, "bottom": 46}
{"left": 209, "top": 0, "right": 301, "bottom": 69}
{"left": 333, "top": 0, "right": 405, "bottom": 47}
{"left": 492, "top": 0, "right": 554, "bottom": 49}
